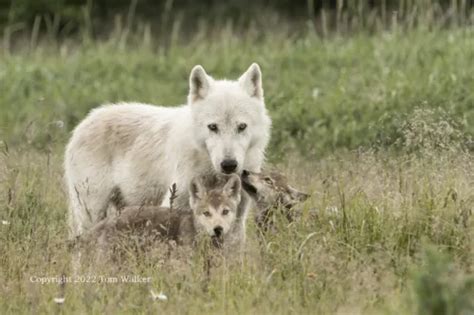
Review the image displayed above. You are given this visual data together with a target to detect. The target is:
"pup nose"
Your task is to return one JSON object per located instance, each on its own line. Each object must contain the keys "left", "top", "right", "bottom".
{"left": 221, "top": 159, "right": 238, "bottom": 174}
{"left": 242, "top": 170, "right": 249, "bottom": 177}
{"left": 213, "top": 226, "right": 223, "bottom": 237}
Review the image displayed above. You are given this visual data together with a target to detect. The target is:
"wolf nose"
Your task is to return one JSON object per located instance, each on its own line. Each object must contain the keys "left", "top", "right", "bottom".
{"left": 221, "top": 159, "right": 238, "bottom": 174}
{"left": 242, "top": 170, "right": 249, "bottom": 177}
{"left": 213, "top": 226, "right": 223, "bottom": 237}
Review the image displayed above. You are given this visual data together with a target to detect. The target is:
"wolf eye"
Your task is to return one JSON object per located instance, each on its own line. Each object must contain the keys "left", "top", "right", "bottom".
{"left": 203, "top": 211, "right": 212, "bottom": 217}
{"left": 264, "top": 177, "right": 273, "bottom": 184}
{"left": 237, "top": 123, "right": 247, "bottom": 133}
{"left": 208, "top": 124, "right": 218, "bottom": 132}
{"left": 222, "top": 209, "right": 229, "bottom": 215}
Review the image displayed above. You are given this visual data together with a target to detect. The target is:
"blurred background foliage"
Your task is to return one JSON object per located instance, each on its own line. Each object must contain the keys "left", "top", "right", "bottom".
{"left": 1, "top": 0, "right": 473, "bottom": 37}
{"left": 0, "top": 0, "right": 472, "bottom": 159}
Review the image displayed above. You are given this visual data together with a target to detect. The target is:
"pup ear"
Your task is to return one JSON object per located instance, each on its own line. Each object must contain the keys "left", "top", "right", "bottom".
{"left": 189, "top": 177, "right": 205, "bottom": 206}
{"left": 238, "top": 63, "right": 263, "bottom": 100}
{"left": 223, "top": 174, "right": 241, "bottom": 199}
{"left": 189, "top": 65, "right": 211, "bottom": 103}
{"left": 289, "top": 186, "right": 310, "bottom": 203}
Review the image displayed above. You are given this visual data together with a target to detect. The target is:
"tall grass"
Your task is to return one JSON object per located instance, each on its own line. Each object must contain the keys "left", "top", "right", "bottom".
{"left": 1, "top": 145, "right": 472, "bottom": 313}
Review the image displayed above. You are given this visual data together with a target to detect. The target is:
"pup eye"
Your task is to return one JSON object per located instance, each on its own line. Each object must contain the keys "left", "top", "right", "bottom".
{"left": 203, "top": 211, "right": 212, "bottom": 217}
{"left": 264, "top": 177, "right": 273, "bottom": 184}
{"left": 237, "top": 123, "right": 247, "bottom": 132}
{"left": 222, "top": 209, "right": 229, "bottom": 215}
{"left": 208, "top": 124, "right": 218, "bottom": 132}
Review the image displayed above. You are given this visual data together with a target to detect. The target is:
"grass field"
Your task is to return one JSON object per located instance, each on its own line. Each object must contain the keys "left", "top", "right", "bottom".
{"left": 0, "top": 18, "right": 473, "bottom": 314}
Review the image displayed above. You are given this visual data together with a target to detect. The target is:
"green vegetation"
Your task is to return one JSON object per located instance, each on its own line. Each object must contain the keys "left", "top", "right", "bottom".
{"left": 0, "top": 4, "right": 473, "bottom": 314}
{"left": 1, "top": 27, "right": 472, "bottom": 158}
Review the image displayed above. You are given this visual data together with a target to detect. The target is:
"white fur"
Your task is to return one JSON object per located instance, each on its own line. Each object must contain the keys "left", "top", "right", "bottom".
{"left": 64, "top": 64, "right": 271, "bottom": 238}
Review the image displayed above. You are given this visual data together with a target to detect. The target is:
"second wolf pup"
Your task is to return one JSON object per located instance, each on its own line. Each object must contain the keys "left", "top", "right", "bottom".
{"left": 241, "top": 170, "right": 309, "bottom": 232}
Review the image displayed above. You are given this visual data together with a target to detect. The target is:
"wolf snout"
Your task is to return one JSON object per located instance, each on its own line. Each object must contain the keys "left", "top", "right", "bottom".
{"left": 221, "top": 159, "right": 238, "bottom": 174}
{"left": 213, "top": 226, "right": 223, "bottom": 237}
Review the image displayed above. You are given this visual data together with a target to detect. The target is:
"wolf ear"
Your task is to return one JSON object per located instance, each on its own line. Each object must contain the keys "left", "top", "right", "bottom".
{"left": 189, "top": 65, "right": 211, "bottom": 103}
{"left": 289, "top": 186, "right": 310, "bottom": 203}
{"left": 223, "top": 174, "right": 241, "bottom": 199}
{"left": 238, "top": 63, "right": 263, "bottom": 100}
{"left": 189, "top": 177, "right": 205, "bottom": 206}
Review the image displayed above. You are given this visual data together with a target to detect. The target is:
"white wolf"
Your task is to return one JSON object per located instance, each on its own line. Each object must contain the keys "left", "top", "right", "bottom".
{"left": 64, "top": 63, "right": 271, "bottom": 238}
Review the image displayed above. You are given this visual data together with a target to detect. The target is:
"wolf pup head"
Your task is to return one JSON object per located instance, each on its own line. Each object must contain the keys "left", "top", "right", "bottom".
{"left": 189, "top": 173, "right": 242, "bottom": 245}
{"left": 188, "top": 63, "right": 272, "bottom": 175}
{"left": 241, "top": 170, "right": 309, "bottom": 230}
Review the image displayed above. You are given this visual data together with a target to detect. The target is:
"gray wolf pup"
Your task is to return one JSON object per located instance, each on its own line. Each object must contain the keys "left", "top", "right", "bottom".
{"left": 78, "top": 174, "right": 244, "bottom": 255}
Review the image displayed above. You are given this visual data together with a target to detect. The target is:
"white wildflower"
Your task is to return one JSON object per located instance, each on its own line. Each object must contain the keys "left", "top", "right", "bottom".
{"left": 312, "top": 88, "right": 320, "bottom": 99}
{"left": 150, "top": 289, "right": 167, "bottom": 301}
